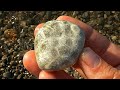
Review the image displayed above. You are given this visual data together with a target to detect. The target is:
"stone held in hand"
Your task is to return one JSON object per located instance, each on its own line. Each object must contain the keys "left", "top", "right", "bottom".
{"left": 34, "top": 20, "right": 85, "bottom": 71}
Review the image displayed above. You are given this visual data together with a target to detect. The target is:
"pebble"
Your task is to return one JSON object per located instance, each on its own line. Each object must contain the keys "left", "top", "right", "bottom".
{"left": 0, "top": 19, "right": 3, "bottom": 27}
{"left": 104, "top": 11, "right": 111, "bottom": 16}
{"left": 26, "top": 18, "right": 34, "bottom": 25}
{"left": 4, "top": 29, "right": 17, "bottom": 39}
{"left": 0, "top": 49, "right": 2, "bottom": 59}
{"left": 112, "top": 11, "right": 115, "bottom": 13}
{"left": 1, "top": 62, "right": 6, "bottom": 67}
{"left": 3, "top": 71, "right": 12, "bottom": 78}
{"left": 14, "top": 72, "right": 18, "bottom": 77}
{"left": 52, "top": 11, "right": 58, "bottom": 15}
{"left": 10, "top": 61, "right": 17, "bottom": 66}
{"left": 98, "top": 17, "right": 104, "bottom": 25}
{"left": 72, "top": 11, "right": 79, "bottom": 17}
{"left": 8, "top": 48, "right": 14, "bottom": 54}
{"left": 20, "top": 21, "right": 27, "bottom": 27}
{"left": 35, "top": 20, "right": 85, "bottom": 70}
{"left": 0, "top": 63, "right": 2, "bottom": 68}
{"left": 111, "top": 36, "right": 117, "bottom": 41}
{"left": 0, "top": 30, "right": 4, "bottom": 36}
{"left": 46, "top": 11, "right": 52, "bottom": 20}
{"left": 17, "top": 74, "right": 23, "bottom": 79}
{"left": 61, "top": 11, "right": 66, "bottom": 15}
{"left": 0, "top": 11, "right": 2, "bottom": 16}
{"left": 82, "top": 12, "right": 89, "bottom": 19}
{"left": 0, "top": 68, "right": 4, "bottom": 71}
{"left": 6, "top": 22, "right": 13, "bottom": 29}
{"left": 73, "top": 70, "right": 80, "bottom": 79}
{"left": 104, "top": 14, "right": 107, "bottom": 19}
{"left": 104, "top": 24, "right": 111, "bottom": 28}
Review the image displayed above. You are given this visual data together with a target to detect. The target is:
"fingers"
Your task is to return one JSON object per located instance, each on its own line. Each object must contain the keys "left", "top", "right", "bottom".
{"left": 23, "top": 50, "right": 75, "bottom": 79}
{"left": 34, "top": 23, "right": 44, "bottom": 37}
{"left": 57, "top": 16, "right": 120, "bottom": 66}
{"left": 23, "top": 50, "right": 41, "bottom": 78}
{"left": 76, "top": 47, "right": 120, "bottom": 79}
{"left": 39, "top": 70, "right": 74, "bottom": 79}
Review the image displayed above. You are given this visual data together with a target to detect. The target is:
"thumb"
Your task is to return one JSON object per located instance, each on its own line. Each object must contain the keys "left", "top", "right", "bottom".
{"left": 79, "top": 47, "right": 120, "bottom": 79}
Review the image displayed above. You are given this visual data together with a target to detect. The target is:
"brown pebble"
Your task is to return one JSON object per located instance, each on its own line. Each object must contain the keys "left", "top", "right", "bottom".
{"left": 4, "top": 29, "right": 17, "bottom": 39}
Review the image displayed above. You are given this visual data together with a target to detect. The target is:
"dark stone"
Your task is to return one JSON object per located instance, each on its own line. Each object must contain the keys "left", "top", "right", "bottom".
{"left": 0, "top": 19, "right": 4, "bottom": 27}
{"left": 98, "top": 17, "right": 104, "bottom": 25}
{"left": 26, "top": 18, "right": 34, "bottom": 25}
{"left": 10, "top": 61, "right": 17, "bottom": 66}
{"left": 6, "top": 22, "right": 13, "bottom": 29}
{"left": 46, "top": 11, "right": 52, "bottom": 20}
{"left": 72, "top": 11, "right": 79, "bottom": 17}
{"left": 17, "top": 74, "right": 23, "bottom": 79}
{"left": 3, "top": 71, "right": 12, "bottom": 78}
{"left": 82, "top": 12, "right": 89, "bottom": 19}
{"left": 0, "top": 49, "right": 2, "bottom": 59}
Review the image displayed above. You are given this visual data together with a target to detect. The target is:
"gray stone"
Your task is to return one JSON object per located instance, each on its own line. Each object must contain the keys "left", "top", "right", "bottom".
{"left": 34, "top": 20, "right": 85, "bottom": 71}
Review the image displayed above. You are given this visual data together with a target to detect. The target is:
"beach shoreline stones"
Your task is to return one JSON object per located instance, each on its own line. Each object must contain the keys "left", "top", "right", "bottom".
{"left": 34, "top": 20, "right": 85, "bottom": 71}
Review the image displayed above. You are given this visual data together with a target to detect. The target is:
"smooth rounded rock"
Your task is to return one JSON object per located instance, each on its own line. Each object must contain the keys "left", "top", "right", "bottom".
{"left": 34, "top": 20, "right": 85, "bottom": 71}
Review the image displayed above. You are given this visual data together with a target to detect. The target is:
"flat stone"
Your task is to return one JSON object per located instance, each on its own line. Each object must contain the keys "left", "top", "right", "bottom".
{"left": 34, "top": 20, "right": 85, "bottom": 71}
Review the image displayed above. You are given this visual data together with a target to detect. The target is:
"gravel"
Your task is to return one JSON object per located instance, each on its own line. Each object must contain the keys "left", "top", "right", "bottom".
{"left": 0, "top": 11, "right": 120, "bottom": 79}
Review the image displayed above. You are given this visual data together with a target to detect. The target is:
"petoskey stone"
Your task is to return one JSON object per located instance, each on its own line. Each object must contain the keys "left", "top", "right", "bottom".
{"left": 34, "top": 20, "right": 85, "bottom": 71}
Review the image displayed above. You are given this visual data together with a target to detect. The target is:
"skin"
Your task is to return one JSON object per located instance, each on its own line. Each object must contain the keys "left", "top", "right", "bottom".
{"left": 23, "top": 16, "right": 120, "bottom": 79}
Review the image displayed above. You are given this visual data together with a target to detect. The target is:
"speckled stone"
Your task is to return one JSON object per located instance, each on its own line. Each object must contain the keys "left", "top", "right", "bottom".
{"left": 34, "top": 20, "right": 85, "bottom": 71}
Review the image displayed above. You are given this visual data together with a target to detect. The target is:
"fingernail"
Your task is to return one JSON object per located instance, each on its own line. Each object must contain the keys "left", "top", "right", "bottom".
{"left": 39, "top": 71, "right": 56, "bottom": 79}
{"left": 39, "top": 72, "right": 47, "bottom": 79}
{"left": 82, "top": 47, "right": 101, "bottom": 68}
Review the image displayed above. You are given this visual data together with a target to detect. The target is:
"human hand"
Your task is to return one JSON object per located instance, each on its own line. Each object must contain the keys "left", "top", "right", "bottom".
{"left": 23, "top": 16, "right": 120, "bottom": 79}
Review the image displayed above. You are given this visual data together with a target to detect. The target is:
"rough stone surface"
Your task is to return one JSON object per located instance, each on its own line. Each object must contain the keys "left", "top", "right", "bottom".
{"left": 34, "top": 20, "right": 85, "bottom": 71}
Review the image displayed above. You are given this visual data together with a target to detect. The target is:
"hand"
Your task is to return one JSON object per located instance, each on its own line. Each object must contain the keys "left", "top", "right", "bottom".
{"left": 23, "top": 16, "right": 120, "bottom": 79}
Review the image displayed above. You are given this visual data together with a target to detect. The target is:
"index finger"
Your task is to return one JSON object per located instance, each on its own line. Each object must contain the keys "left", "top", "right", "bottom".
{"left": 57, "top": 16, "right": 120, "bottom": 66}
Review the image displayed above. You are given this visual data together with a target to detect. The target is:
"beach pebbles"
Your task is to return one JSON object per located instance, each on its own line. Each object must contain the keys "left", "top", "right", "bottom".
{"left": 34, "top": 20, "right": 85, "bottom": 71}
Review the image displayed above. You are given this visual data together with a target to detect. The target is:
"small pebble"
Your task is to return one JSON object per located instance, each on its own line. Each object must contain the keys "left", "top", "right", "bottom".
{"left": 46, "top": 11, "right": 52, "bottom": 20}
{"left": 17, "top": 74, "right": 23, "bottom": 79}
{"left": 20, "top": 21, "right": 27, "bottom": 27}
{"left": 111, "top": 36, "right": 117, "bottom": 41}
{"left": 4, "top": 29, "right": 17, "bottom": 39}
{"left": 82, "top": 12, "right": 89, "bottom": 19}
{"left": 3, "top": 71, "right": 12, "bottom": 78}
{"left": 1, "top": 55, "right": 7, "bottom": 61}
{"left": 10, "top": 61, "right": 17, "bottom": 66}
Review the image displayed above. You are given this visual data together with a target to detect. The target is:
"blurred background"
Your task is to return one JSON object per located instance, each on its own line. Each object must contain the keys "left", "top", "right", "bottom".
{"left": 0, "top": 11, "right": 120, "bottom": 79}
